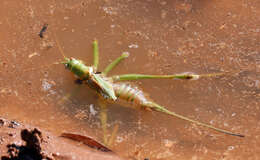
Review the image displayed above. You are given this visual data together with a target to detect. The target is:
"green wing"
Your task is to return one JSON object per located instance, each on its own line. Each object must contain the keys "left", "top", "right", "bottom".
{"left": 92, "top": 74, "right": 117, "bottom": 101}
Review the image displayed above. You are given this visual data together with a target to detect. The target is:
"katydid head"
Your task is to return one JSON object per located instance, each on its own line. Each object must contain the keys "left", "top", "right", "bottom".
{"left": 60, "top": 57, "right": 72, "bottom": 69}
{"left": 54, "top": 35, "right": 94, "bottom": 79}
{"left": 61, "top": 57, "right": 94, "bottom": 79}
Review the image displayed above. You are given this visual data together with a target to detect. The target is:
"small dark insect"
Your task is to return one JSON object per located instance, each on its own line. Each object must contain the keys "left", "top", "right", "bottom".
{"left": 39, "top": 23, "right": 48, "bottom": 38}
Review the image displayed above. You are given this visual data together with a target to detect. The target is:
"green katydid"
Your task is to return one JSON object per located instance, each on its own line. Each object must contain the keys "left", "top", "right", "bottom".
{"left": 55, "top": 38, "right": 244, "bottom": 138}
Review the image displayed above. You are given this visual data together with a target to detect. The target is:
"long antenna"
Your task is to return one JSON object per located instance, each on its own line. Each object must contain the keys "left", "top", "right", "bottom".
{"left": 24, "top": 34, "right": 66, "bottom": 72}
{"left": 53, "top": 33, "right": 67, "bottom": 59}
{"left": 23, "top": 62, "right": 60, "bottom": 72}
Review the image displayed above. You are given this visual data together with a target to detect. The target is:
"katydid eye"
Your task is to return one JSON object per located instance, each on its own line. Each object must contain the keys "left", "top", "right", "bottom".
{"left": 65, "top": 63, "right": 70, "bottom": 69}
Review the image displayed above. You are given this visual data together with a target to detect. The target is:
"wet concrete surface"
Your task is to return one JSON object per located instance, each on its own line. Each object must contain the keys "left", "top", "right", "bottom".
{"left": 0, "top": 0, "right": 259, "bottom": 159}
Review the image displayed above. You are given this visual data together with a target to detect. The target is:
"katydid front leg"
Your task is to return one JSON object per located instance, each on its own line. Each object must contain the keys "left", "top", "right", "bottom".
{"left": 93, "top": 40, "right": 99, "bottom": 70}
{"left": 103, "top": 52, "right": 129, "bottom": 76}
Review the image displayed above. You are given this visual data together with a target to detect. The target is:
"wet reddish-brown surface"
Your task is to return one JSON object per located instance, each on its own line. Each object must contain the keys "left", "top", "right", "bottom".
{"left": 0, "top": 118, "right": 122, "bottom": 160}
{"left": 0, "top": 0, "right": 259, "bottom": 159}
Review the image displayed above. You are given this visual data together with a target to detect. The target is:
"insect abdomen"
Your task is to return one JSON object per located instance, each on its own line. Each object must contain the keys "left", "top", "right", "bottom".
{"left": 113, "top": 83, "right": 149, "bottom": 106}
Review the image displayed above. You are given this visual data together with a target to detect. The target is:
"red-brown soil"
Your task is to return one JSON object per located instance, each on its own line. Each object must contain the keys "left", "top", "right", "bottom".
{"left": 0, "top": 118, "right": 123, "bottom": 160}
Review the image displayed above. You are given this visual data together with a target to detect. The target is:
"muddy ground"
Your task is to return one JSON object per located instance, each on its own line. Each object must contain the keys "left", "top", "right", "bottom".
{"left": 0, "top": 118, "right": 123, "bottom": 160}
{"left": 0, "top": 0, "right": 259, "bottom": 160}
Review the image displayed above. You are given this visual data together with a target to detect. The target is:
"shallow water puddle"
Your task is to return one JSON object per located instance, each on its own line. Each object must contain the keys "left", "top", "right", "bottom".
{"left": 0, "top": 0, "right": 259, "bottom": 159}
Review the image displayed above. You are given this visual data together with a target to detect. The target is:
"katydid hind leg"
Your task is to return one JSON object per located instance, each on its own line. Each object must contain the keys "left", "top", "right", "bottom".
{"left": 111, "top": 72, "right": 224, "bottom": 81}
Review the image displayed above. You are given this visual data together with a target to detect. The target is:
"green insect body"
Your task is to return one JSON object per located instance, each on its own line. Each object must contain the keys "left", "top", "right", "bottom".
{"left": 92, "top": 74, "right": 117, "bottom": 101}
{"left": 63, "top": 58, "right": 93, "bottom": 79}
{"left": 113, "top": 83, "right": 148, "bottom": 105}
{"left": 62, "top": 58, "right": 117, "bottom": 101}
{"left": 55, "top": 39, "right": 244, "bottom": 138}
